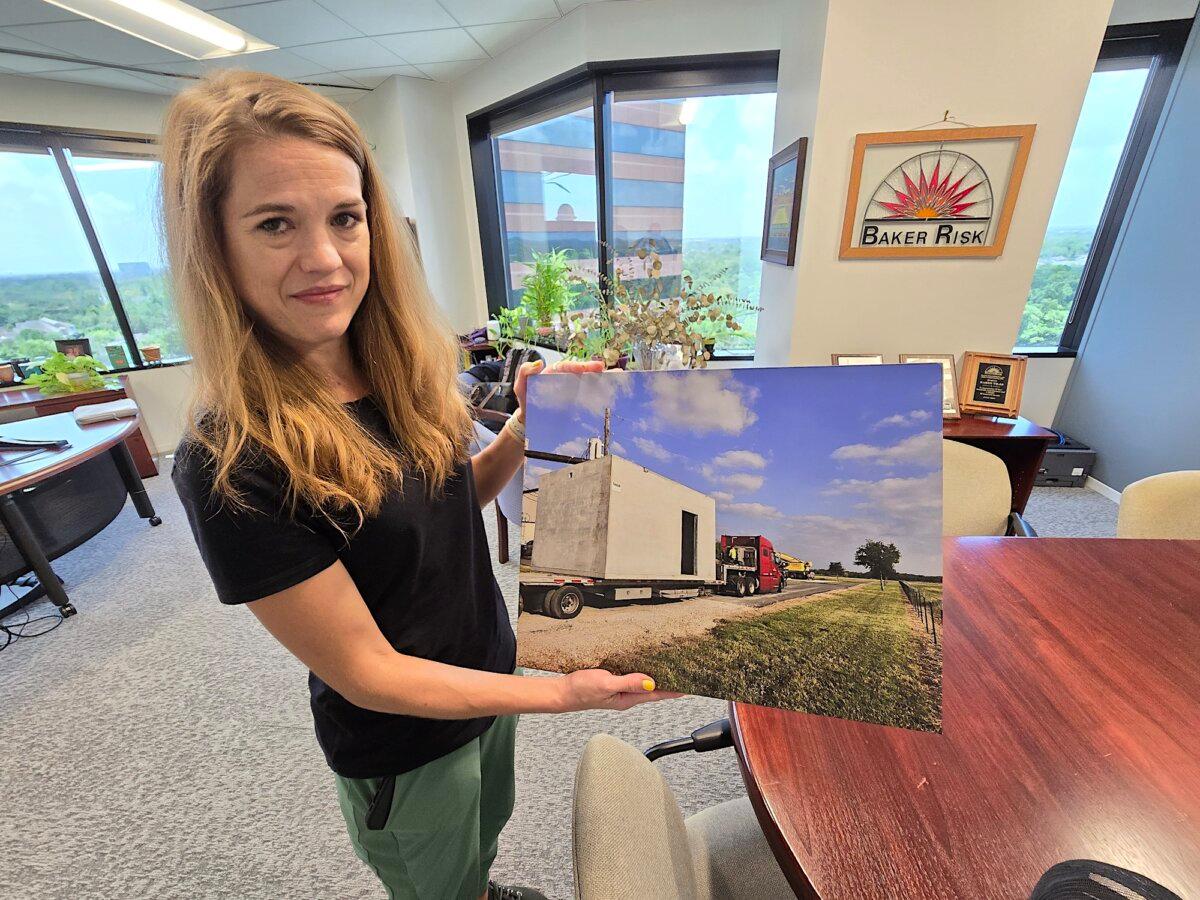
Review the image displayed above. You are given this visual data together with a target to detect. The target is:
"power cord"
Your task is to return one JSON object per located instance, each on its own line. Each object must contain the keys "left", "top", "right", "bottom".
{"left": 0, "top": 581, "right": 64, "bottom": 654}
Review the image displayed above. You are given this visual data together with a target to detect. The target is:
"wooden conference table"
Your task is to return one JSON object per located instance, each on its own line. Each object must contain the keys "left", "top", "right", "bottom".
{"left": 732, "top": 538, "right": 1200, "bottom": 899}
{"left": 943, "top": 415, "right": 1056, "bottom": 514}
{"left": 0, "top": 413, "right": 161, "bottom": 618}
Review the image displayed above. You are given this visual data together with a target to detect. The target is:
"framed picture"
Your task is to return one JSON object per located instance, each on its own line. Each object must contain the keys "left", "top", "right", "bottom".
{"left": 839, "top": 124, "right": 1035, "bottom": 259}
{"left": 831, "top": 354, "right": 884, "bottom": 365}
{"left": 55, "top": 337, "right": 92, "bottom": 359}
{"left": 761, "top": 137, "right": 807, "bottom": 266}
{"left": 959, "top": 351, "right": 1027, "bottom": 418}
{"left": 900, "top": 354, "right": 961, "bottom": 419}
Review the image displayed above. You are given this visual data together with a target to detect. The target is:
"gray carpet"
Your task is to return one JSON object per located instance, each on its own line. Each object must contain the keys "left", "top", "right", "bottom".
{"left": 0, "top": 475, "right": 1116, "bottom": 899}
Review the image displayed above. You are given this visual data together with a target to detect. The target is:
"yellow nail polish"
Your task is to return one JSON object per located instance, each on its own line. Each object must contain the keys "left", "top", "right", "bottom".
{"left": 643, "top": 679, "right": 655, "bottom": 692}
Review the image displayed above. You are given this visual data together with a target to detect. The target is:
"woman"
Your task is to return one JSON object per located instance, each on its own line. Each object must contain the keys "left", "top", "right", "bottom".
{"left": 164, "top": 71, "right": 675, "bottom": 900}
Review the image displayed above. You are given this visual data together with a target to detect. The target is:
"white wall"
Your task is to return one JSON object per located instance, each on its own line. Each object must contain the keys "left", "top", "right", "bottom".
{"left": 758, "top": 0, "right": 1114, "bottom": 370}
{"left": 1020, "top": 357, "right": 1074, "bottom": 425}
{"left": 352, "top": 76, "right": 477, "bottom": 331}
{"left": 0, "top": 73, "right": 169, "bottom": 135}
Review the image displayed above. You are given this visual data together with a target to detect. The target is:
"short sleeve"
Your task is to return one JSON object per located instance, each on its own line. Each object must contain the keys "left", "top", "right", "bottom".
{"left": 171, "top": 442, "right": 339, "bottom": 605}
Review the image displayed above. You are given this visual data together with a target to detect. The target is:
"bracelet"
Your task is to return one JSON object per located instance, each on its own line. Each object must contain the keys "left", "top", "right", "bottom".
{"left": 504, "top": 414, "right": 526, "bottom": 444}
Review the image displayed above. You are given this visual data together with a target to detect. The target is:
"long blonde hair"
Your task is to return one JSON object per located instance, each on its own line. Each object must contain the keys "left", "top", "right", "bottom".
{"left": 161, "top": 70, "right": 473, "bottom": 531}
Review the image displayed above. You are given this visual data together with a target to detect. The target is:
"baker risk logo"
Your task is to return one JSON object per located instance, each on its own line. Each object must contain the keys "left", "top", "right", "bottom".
{"left": 861, "top": 150, "right": 993, "bottom": 248}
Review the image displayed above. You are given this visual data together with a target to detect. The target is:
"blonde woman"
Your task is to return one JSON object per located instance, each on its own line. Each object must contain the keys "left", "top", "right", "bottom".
{"left": 164, "top": 71, "right": 675, "bottom": 900}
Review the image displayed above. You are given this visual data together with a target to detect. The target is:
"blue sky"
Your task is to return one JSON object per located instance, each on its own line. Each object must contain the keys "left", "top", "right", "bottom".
{"left": 526, "top": 365, "right": 943, "bottom": 575}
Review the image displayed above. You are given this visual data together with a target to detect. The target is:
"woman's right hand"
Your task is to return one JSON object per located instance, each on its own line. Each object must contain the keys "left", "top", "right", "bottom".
{"left": 555, "top": 669, "right": 684, "bottom": 712}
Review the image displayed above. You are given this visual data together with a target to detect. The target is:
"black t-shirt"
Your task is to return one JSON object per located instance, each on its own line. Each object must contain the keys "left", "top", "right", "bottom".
{"left": 171, "top": 395, "right": 516, "bottom": 778}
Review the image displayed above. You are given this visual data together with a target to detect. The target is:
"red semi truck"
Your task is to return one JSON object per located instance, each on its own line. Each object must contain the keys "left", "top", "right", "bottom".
{"left": 716, "top": 534, "right": 786, "bottom": 597}
{"left": 522, "top": 532, "right": 787, "bottom": 618}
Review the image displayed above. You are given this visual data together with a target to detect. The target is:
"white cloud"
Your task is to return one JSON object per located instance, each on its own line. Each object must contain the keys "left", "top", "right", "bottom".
{"left": 872, "top": 409, "right": 932, "bottom": 429}
{"left": 710, "top": 490, "right": 734, "bottom": 503}
{"left": 523, "top": 464, "right": 553, "bottom": 490}
{"left": 720, "top": 472, "right": 764, "bottom": 493}
{"left": 554, "top": 437, "right": 588, "bottom": 456}
{"left": 723, "top": 501, "right": 785, "bottom": 519}
{"left": 646, "top": 371, "right": 759, "bottom": 435}
{"left": 632, "top": 436, "right": 674, "bottom": 462}
{"left": 831, "top": 430, "right": 941, "bottom": 467}
{"left": 530, "top": 370, "right": 633, "bottom": 417}
{"left": 823, "top": 472, "right": 942, "bottom": 516}
{"left": 611, "top": 440, "right": 627, "bottom": 455}
{"left": 713, "top": 449, "right": 767, "bottom": 469}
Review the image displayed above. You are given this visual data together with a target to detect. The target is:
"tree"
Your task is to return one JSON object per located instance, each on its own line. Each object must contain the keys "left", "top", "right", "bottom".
{"left": 827, "top": 561, "right": 846, "bottom": 577}
{"left": 854, "top": 541, "right": 901, "bottom": 589}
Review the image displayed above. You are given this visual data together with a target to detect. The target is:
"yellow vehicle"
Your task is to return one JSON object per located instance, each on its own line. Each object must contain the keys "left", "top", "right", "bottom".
{"left": 775, "top": 552, "right": 814, "bottom": 580}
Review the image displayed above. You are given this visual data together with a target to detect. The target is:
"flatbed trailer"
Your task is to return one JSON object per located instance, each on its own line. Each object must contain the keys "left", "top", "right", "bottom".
{"left": 520, "top": 571, "right": 705, "bottom": 619}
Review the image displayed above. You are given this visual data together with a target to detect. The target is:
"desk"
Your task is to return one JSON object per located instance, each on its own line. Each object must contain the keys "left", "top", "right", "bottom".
{"left": 0, "top": 413, "right": 160, "bottom": 618}
{"left": 731, "top": 538, "right": 1200, "bottom": 900}
{"left": 0, "top": 376, "right": 158, "bottom": 479}
{"left": 943, "top": 415, "right": 1054, "bottom": 514}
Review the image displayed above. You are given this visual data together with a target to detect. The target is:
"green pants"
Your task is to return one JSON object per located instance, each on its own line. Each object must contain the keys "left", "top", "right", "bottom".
{"left": 335, "top": 714, "right": 519, "bottom": 900}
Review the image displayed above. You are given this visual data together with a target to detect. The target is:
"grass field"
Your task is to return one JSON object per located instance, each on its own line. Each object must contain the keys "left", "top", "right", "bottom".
{"left": 600, "top": 580, "right": 942, "bottom": 731}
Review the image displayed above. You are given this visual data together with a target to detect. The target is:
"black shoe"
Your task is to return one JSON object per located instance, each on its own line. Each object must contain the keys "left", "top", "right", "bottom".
{"left": 487, "top": 881, "right": 548, "bottom": 900}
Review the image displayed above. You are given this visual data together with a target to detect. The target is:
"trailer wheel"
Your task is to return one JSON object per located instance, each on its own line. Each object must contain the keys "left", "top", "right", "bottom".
{"left": 776, "top": 577, "right": 785, "bottom": 593}
{"left": 734, "top": 577, "right": 747, "bottom": 598}
{"left": 547, "top": 585, "right": 584, "bottom": 619}
{"left": 748, "top": 577, "right": 759, "bottom": 595}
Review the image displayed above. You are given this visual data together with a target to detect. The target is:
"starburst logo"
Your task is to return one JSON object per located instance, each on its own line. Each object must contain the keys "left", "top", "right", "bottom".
{"left": 877, "top": 160, "right": 982, "bottom": 219}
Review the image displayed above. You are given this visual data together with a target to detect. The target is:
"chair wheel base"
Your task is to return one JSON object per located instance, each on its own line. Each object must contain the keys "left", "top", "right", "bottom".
{"left": 149, "top": 516, "right": 162, "bottom": 526}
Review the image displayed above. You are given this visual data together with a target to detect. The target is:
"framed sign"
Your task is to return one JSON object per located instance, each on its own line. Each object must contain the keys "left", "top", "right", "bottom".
{"left": 900, "top": 354, "right": 960, "bottom": 419}
{"left": 831, "top": 353, "right": 884, "bottom": 365}
{"left": 761, "top": 137, "right": 807, "bottom": 266}
{"left": 839, "top": 125, "right": 1035, "bottom": 259}
{"left": 959, "top": 351, "right": 1027, "bottom": 418}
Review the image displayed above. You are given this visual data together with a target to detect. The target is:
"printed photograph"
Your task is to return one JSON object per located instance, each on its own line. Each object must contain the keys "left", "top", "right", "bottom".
{"left": 519, "top": 364, "right": 945, "bottom": 732}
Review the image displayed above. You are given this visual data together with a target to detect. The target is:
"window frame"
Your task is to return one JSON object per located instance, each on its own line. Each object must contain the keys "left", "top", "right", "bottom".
{"left": 467, "top": 51, "right": 781, "bottom": 361}
{"left": 1018, "top": 19, "right": 1190, "bottom": 357}
{"left": 0, "top": 121, "right": 188, "bottom": 373}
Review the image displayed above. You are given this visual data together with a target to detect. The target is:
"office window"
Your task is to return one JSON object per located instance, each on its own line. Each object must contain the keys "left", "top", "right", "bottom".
{"left": 0, "top": 147, "right": 129, "bottom": 365}
{"left": 0, "top": 126, "right": 184, "bottom": 373}
{"left": 66, "top": 152, "right": 186, "bottom": 362}
{"left": 470, "top": 53, "right": 779, "bottom": 359}
{"left": 1015, "top": 21, "right": 1188, "bottom": 354}
{"left": 495, "top": 105, "right": 599, "bottom": 308}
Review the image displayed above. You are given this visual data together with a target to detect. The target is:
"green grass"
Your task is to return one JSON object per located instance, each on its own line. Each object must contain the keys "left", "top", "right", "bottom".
{"left": 601, "top": 581, "right": 942, "bottom": 731}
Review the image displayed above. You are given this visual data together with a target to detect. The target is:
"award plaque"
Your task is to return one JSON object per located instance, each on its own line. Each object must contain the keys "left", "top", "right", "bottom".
{"left": 900, "top": 354, "right": 960, "bottom": 419}
{"left": 958, "top": 351, "right": 1027, "bottom": 418}
{"left": 831, "top": 353, "right": 885, "bottom": 365}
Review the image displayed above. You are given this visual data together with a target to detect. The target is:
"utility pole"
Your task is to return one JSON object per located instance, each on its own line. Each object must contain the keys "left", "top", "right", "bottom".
{"left": 603, "top": 407, "right": 611, "bottom": 456}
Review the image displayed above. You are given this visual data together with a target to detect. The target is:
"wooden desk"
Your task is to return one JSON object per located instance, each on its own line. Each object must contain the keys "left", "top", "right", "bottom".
{"left": 943, "top": 415, "right": 1054, "bottom": 514}
{"left": 731, "top": 538, "right": 1200, "bottom": 899}
{"left": 0, "top": 376, "right": 158, "bottom": 479}
{"left": 0, "top": 413, "right": 161, "bottom": 618}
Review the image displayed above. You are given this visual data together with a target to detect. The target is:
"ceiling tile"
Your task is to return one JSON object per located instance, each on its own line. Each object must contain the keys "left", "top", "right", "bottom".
{"left": 158, "top": 48, "right": 320, "bottom": 80}
{"left": 0, "top": 28, "right": 89, "bottom": 71}
{"left": 466, "top": 18, "right": 554, "bottom": 55}
{"left": 313, "top": 0, "right": 457, "bottom": 36}
{"left": 37, "top": 66, "right": 172, "bottom": 93}
{"left": 0, "top": 1, "right": 81, "bottom": 27}
{"left": 5, "top": 19, "right": 187, "bottom": 65}
{"left": 290, "top": 36, "right": 404, "bottom": 70}
{"left": 216, "top": 0, "right": 360, "bottom": 47}
{"left": 374, "top": 28, "right": 485, "bottom": 64}
{"left": 415, "top": 59, "right": 486, "bottom": 82}
{"left": 335, "top": 64, "right": 424, "bottom": 88}
{"left": 308, "top": 83, "right": 365, "bottom": 104}
{"left": 557, "top": 0, "right": 611, "bottom": 12}
{"left": 439, "top": 0, "right": 559, "bottom": 27}
{"left": 296, "top": 71, "right": 368, "bottom": 88}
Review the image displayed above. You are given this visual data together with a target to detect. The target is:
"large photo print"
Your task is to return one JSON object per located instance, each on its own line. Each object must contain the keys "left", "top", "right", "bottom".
{"left": 519, "top": 364, "right": 945, "bottom": 732}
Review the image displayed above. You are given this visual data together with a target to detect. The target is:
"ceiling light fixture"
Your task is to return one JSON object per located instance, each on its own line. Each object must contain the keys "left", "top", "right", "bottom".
{"left": 40, "top": 0, "right": 274, "bottom": 59}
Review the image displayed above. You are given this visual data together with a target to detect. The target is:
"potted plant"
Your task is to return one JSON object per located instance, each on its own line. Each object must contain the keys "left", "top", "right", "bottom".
{"left": 26, "top": 352, "right": 109, "bottom": 394}
{"left": 520, "top": 249, "right": 577, "bottom": 333}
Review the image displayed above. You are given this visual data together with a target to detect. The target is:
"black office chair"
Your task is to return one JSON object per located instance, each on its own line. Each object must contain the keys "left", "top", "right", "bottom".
{"left": 1031, "top": 860, "right": 1182, "bottom": 900}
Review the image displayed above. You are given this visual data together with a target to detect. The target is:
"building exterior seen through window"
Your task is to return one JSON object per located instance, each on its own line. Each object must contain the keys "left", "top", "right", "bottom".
{"left": 495, "top": 90, "right": 777, "bottom": 356}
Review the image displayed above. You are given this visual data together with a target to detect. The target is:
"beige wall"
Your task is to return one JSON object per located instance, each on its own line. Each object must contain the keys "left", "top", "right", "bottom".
{"left": 0, "top": 73, "right": 168, "bottom": 134}
{"left": 759, "top": 0, "right": 1114, "bottom": 368}
{"left": 1020, "top": 357, "right": 1074, "bottom": 426}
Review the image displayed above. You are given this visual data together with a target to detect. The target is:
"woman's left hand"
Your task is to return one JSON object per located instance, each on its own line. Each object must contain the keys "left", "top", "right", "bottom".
{"left": 512, "top": 359, "right": 604, "bottom": 422}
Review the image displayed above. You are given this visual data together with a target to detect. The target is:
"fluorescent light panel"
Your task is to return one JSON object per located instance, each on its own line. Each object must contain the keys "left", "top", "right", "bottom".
{"left": 41, "top": 0, "right": 275, "bottom": 60}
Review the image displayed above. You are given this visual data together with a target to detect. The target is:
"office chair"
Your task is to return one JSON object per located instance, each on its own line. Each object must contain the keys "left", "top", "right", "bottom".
{"left": 1116, "top": 470, "right": 1200, "bottom": 539}
{"left": 572, "top": 719, "right": 792, "bottom": 900}
{"left": 1030, "top": 860, "right": 1182, "bottom": 900}
{"left": 943, "top": 439, "right": 1036, "bottom": 537}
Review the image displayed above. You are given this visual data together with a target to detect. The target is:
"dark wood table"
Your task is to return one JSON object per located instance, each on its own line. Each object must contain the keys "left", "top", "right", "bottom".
{"left": 0, "top": 413, "right": 161, "bottom": 618}
{"left": 0, "top": 376, "right": 158, "bottom": 478}
{"left": 943, "top": 415, "right": 1055, "bottom": 514}
{"left": 732, "top": 538, "right": 1200, "bottom": 899}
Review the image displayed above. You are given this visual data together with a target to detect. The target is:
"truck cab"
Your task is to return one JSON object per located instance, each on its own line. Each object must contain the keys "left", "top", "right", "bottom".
{"left": 717, "top": 534, "right": 786, "bottom": 596}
